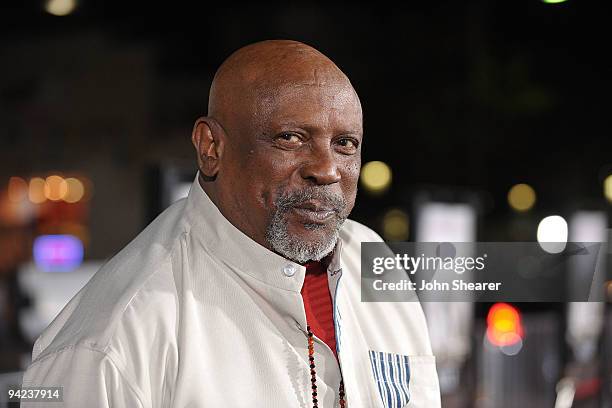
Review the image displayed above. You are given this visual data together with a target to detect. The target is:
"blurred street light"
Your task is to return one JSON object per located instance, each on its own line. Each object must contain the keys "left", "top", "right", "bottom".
{"left": 508, "top": 183, "right": 536, "bottom": 212}
{"left": 537, "top": 215, "right": 568, "bottom": 253}
{"left": 360, "top": 161, "right": 392, "bottom": 194}
{"left": 63, "top": 177, "right": 85, "bottom": 203}
{"left": 486, "top": 303, "right": 524, "bottom": 356}
{"left": 44, "top": 175, "right": 68, "bottom": 201}
{"left": 382, "top": 209, "right": 409, "bottom": 241}
{"left": 29, "top": 177, "right": 47, "bottom": 204}
{"left": 8, "top": 177, "right": 28, "bottom": 203}
{"left": 44, "top": 0, "right": 77, "bottom": 16}
{"left": 603, "top": 174, "right": 612, "bottom": 203}
{"left": 33, "top": 234, "right": 84, "bottom": 272}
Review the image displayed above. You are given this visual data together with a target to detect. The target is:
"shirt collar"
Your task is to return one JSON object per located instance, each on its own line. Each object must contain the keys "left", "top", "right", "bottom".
{"left": 183, "top": 173, "right": 343, "bottom": 292}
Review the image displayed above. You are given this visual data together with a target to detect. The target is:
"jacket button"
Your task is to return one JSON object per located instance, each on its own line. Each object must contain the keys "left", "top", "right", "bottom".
{"left": 283, "top": 264, "right": 296, "bottom": 277}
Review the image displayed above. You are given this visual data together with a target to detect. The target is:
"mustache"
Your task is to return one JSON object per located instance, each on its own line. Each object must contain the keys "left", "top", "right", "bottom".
{"left": 274, "top": 187, "right": 347, "bottom": 214}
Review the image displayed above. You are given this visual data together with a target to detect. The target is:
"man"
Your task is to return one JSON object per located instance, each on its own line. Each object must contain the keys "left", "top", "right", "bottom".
{"left": 22, "top": 40, "right": 440, "bottom": 407}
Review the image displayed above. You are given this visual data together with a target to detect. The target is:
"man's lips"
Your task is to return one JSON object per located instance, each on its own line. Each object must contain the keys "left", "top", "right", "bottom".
{"left": 291, "top": 200, "right": 338, "bottom": 223}
{"left": 294, "top": 200, "right": 335, "bottom": 212}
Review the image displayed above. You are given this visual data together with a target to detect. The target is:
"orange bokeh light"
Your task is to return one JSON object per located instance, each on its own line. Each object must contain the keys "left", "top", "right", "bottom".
{"left": 486, "top": 303, "right": 524, "bottom": 346}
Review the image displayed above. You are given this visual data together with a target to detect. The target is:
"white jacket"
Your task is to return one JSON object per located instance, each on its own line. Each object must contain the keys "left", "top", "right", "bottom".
{"left": 22, "top": 175, "right": 441, "bottom": 408}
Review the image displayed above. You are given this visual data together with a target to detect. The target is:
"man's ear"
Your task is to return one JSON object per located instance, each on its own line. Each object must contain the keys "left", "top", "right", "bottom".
{"left": 191, "top": 117, "right": 224, "bottom": 181}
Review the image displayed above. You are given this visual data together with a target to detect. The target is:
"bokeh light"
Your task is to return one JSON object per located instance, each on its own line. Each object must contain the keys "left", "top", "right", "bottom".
{"left": 28, "top": 177, "right": 47, "bottom": 204}
{"left": 507, "top": 183, "right": 536, "bottom": 212}
{"left": 44, "top": 0, "right": 77, "bottom": 16}
{"left": 33, "top": 234, "right": 84, "bottom": 272}
{"left": 44, "top": 175, "right": 69, "bottom": 201}
{"left": 382, "top": 209, "right": 409, "bottom": 241}
{"left": 486, "top": 303, "right": 524, "bottom": 348}
{"left": 63, "top": 177, "right": 85, "bottom": 203}
{"left": 360, "top": 161, "right": 392, "bottom": 194}
{"left": 604, "top": 174, "right": 612, "bottom": 203}
{"left": 8, "top": 177, "right": 28, "bottom": 203}
{"left": 537, "top": 215, "right": 568, "bottom": 254}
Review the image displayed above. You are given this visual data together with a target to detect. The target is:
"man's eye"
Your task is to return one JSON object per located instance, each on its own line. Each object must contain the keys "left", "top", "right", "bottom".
{"left": 337, "top": 138, "right": 359, "bottom": 151}
{"left": 276, "top": 133, "right": 301, "bottom": 144}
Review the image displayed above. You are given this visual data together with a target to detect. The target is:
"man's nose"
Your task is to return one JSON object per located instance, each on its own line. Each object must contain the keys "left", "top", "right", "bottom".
{"left": 299, "top": 145, "right": 342, "bottom": 185}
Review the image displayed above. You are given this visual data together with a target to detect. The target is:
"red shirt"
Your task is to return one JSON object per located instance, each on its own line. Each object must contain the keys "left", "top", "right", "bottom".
{"left": 301, "top": 261, "right": 338, "bottom": 359}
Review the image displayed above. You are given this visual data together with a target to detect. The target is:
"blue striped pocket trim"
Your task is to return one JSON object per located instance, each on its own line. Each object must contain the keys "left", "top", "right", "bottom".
{"left": 368, "top": 350, "right": 411, "bottom": 408}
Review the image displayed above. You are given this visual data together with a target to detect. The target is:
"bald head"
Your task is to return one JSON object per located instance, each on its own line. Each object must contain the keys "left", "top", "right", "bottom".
{"left": 208, "top": 40, "right": 360, "bottom": 129}
{"left": 192, "top": 40, "right": 363, "bottom": 263}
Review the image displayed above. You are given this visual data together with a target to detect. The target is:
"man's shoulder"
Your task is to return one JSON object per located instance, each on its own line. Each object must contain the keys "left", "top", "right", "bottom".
{"left": 30, "top": 258, "right": 179, "bottom": 367}
{"left": 30, "top": 201, "right": 189, "bottom": 365}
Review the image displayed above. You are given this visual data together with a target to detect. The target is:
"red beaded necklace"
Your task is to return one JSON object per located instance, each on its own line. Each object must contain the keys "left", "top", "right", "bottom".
{"left": 307, "top": 325, "right": 346, "bottom": 407}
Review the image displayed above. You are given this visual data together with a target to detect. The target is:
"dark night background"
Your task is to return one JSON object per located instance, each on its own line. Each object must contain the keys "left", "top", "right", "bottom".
{"left": 2, "top": 2, "right": 610, "bottom": 245}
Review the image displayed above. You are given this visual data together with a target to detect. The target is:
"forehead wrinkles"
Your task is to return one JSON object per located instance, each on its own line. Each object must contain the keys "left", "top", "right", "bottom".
{"left": 265, "top": 66, "right": 341, "bottom": 88}
{"left": 254, "top": 81, "right": 361, "bottom": 125}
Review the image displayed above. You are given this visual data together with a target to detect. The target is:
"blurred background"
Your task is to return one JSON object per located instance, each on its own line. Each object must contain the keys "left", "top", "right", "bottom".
{"left": 0, "top": 0, "right": 611, "bottom": 407}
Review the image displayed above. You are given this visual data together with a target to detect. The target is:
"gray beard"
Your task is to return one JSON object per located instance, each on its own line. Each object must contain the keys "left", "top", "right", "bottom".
{"left": 265, "top": 188, "right": 347, "bottom": 263}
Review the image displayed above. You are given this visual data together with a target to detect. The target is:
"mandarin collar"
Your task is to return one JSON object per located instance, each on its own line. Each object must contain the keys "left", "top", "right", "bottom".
{"left": 183, "top": 173, "right": 343, "bottom": 292}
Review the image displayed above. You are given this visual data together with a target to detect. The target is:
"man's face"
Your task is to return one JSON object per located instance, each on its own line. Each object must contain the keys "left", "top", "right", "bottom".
{"left": 217, "top": 81, "right": 362, "bottom": 263}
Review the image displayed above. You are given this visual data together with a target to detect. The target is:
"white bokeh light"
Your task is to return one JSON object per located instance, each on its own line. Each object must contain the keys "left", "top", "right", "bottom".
{"left": 537, "top": 215, "right": 568, "bottom": 253}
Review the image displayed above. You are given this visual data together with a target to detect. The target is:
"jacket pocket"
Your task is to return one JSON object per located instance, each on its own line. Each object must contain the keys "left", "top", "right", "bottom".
{"left": 368, "top": 351, "right": 440, "bottom": 408}
{"left": 368, "top": 350, "right": 412, "bottom": 408}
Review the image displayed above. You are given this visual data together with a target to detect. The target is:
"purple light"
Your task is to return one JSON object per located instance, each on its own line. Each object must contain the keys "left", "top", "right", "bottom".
{"left": 33, "top": 234, "right": 84, "bottom": 272}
